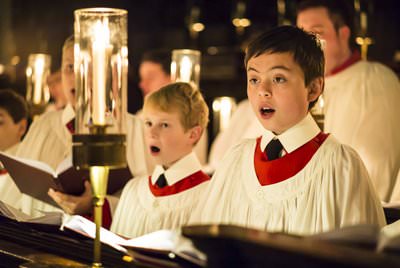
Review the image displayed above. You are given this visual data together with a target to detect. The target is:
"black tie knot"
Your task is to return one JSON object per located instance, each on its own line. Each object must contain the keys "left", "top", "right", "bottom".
{"left": 155, "top": 173, "right": 168, "bottom": 188}
{"left": 265, "top": 139, "right": 283, "bottom": 161}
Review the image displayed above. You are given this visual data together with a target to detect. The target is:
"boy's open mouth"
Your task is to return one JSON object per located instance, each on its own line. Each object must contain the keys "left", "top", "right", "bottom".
{"left": 150, "top": 146, "right": 160, "bottom": 153}
{"left": 260, "top": 107, "right": 275, "bottom": 115}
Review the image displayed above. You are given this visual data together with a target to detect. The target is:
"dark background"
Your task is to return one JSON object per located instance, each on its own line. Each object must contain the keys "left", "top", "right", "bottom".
{"left": 0, "top": 0, "right": 399, "bottom": 121}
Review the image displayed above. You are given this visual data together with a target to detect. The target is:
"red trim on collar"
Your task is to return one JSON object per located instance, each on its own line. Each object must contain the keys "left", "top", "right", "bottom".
{"left": 0, "top": 168, "right": 8, "bottom": 175}
{"left": 328, "top": 50, "right": 361, "bottom": 77}
{"left": 149, "top": 171, "right": 210, "bottom": 197}
{"left": 254, "top": 132, "right": 329, "bottom": 186}
{"left": 66, "top": 119, "right": 75, "bottom": 134}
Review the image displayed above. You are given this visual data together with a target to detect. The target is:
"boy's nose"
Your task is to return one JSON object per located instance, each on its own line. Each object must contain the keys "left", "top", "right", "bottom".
{"left": 149, "top": 127, "right": 159, "bottom": 138}
{"left": 258, "top": 86, "right": 271, "bottom": 97}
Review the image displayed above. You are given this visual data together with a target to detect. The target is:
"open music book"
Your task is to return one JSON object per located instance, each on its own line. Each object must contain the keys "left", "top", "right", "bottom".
{"left": 0, "top": 200, "right": 63, "bottom": 225}
{"left": 61, "top": 215, "right": 206, "bottom": 266}
{"left": 0, "top": 152, "right": 132, "bottom": 207}
{"left": 308, "top": 222, "right": 400, "bottom": 254}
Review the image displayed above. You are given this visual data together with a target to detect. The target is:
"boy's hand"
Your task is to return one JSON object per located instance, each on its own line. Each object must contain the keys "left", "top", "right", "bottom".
{"left": 48, "top": 180, "right": 93, "bottom": 215}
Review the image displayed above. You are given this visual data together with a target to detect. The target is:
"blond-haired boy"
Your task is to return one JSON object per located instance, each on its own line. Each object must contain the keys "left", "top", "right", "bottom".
{"left": 111, "top": 82, "right": 210, "bottom": 238}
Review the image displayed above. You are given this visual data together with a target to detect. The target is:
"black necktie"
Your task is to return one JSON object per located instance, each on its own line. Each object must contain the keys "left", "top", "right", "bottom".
{"left": 265, "top": 139, "right": 283, "bottom": 161}
{"left": 155, "top": 173, "right": 168, "bottom": 188}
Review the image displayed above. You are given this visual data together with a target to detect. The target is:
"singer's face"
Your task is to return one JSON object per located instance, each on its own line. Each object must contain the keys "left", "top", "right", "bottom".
{"left": 61, "top": 46, "right": 75, "bottom": 107}
{"left": 143, "top": 107, "right": 193, "bottom": 169}
{"left": 0, "top": 108, "right": 26, "bottom": 151}
{"left": 139, "top": 61, "right": 171, "bottom": 97}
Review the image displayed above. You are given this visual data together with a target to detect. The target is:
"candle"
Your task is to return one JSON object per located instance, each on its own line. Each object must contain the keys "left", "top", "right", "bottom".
{"left": 180, "top": 56, "right": 192, "bottom": 83}
{"left": 33, "top": 57, "right": 45, "bottom": 104}
{"left": 212, "top": 97, "right": 236, "bottom": 135}
{"left": 219, "top": 97, "right": 234, "bottom": 131}
{"left": 360, "top": 12, "right": 367, "bottom": 34}
{"left": 92, "top": 20, "right": 109, "bottom": 125}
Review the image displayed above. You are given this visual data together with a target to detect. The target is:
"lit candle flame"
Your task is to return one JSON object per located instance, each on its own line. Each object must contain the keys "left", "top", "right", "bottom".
{"left": 179, "top": 56, "right": 192, "bottom": 83}
{"left": 92, "top": 19, "right": 109, "bottom": 125}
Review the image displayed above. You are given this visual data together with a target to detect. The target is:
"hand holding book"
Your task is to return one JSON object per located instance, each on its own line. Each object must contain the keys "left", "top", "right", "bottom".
{"left": 48, "top": 180, "right": 93, "bottom": 215}
{"left": 0, "top": 152, "right": 132, "bottom": 208}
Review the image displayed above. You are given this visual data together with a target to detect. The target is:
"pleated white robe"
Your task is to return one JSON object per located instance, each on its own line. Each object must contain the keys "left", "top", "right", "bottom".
{"left": 193, "top": 133, "right": 386, "bottom": 236}
{"left": 324, "top": 61, "right": 400, "bottom": 202}
{"left": 111, "top": 152, "right": 210, "bottom": 238}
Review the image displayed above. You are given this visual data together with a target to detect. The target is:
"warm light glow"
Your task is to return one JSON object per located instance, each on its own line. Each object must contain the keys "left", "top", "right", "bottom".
{"left": 171, "top": 49, "right": 201, "bottom": 89}
{"left": 191, "top": 22, "right": 205, "bottom": 32}
{"left": 11, "top": 56, "right": 20, "bottom": 66}
{"left": 25, "top": 67, "right": 32, "bottom": 77}
{"left": 179, "top": 56, "right": 192, "bottom": 83}
{"left": 212, "top": 97, "right": 237, "bottom": 133}
{"left": 360, "top": 12, "right": 367, "bottom": 33}
{"left": 33, "top": 56, "right": 45, "bottom": 104}
{"left": 232, "top": 18, "right": 251, "bottom": 27}
{"left": 92, "top": 19, "right": 109, "bottom": 125}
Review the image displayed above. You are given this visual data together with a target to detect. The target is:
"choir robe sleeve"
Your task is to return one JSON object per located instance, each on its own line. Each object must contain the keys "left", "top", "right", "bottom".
{"left": 324, "top": 61, "right": 400, "bottom": 202}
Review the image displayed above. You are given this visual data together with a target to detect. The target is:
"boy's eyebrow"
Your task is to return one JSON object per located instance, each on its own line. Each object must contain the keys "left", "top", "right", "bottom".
{"left": 247, "top": 66, "right": 260, "bottom": 73}
{"left": 247, "top": 65, "right": 291, "bottom": 72}
{"left": 271, "top": 65, "right": 291, "bottom": 71}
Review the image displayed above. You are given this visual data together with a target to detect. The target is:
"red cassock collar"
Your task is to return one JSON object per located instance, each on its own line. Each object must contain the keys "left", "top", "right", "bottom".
{"left": 328, "top": 50, "right": 361, "bottom": 77}
{"left": 254, "top": 132, "right": 329, "bottom": 186}
{"left": 149, "top": 171, "right": 210, "bottom": 197}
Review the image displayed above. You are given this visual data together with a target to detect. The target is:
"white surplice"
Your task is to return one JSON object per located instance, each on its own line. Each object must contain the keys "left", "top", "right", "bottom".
{"left": 208, "top": 99, "right": 265, "bottom": 171}
{"left": 324, "top": 61, "right": 400, "bottom": 202}
{"left": 15, "top": 105, "right": 150, "bottom": 217}
{"left": 111, "top": 152, "right": 210, "bottom": 238}
{"left": 0, "top": 143, "right": 23, "bottom": 207}
{"left": 192, "top": 114, "right": 386, "bottom": 236}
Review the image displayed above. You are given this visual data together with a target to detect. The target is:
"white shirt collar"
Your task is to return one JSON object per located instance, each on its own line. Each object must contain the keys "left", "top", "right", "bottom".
{"left": 260, "top": 113, "right": 320, "bottom": 153}
{"left": 61, "top": 103, "right": 75, "bottom": 126}
{"left": 151, "top": 151, "right": 202, "bottom": 185}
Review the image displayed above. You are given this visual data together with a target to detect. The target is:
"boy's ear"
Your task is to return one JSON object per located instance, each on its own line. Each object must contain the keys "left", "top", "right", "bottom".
{"left": 188, "top": 125, "right": 202, "bottom": 145}
{"left": 17, "top": 119, "right": 27, "bottom": 140}
{"left": 338, "top": 25, "right": 351, "bottom": 44}
{"left": 307, "top": 77, "right": 324, "bottom": 103}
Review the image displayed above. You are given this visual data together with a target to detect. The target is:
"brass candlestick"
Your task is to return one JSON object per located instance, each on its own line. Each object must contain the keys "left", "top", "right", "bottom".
{"left": 73, "top": 131, "right": 126, "bottom": 267}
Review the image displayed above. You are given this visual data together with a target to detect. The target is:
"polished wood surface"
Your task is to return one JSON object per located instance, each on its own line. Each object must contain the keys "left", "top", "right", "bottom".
{"left": 183, "top": 224, "right": 400, "bottom": 268}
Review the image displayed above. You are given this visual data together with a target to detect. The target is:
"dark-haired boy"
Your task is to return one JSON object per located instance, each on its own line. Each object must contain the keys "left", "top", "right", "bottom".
{"left": 194, "top": 26, "right": 385, "bottom": 235}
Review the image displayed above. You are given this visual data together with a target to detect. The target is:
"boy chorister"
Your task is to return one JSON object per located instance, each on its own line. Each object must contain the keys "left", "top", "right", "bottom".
{"left": 14, "top": 36, "right": 151, "bottom": 217}
{"left": 111, "top": 82, "right": 210, "bottom": 238}
{"left": 0, "top": 89, "right": 28, "bottom": 206}
{"left": 192, "top": 26, "right": 385, "bottom": 235}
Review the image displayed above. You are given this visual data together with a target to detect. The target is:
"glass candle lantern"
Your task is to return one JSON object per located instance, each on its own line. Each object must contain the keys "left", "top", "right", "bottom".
{"left": 73, "top": 7, "right": 128, "bottom": 168}
{"left": 171, "top": 49, "right": 201, "bottom": 89}
{"left": 26, "top": 53, "right": 51, "bottom": 115}
{"left": 73, "top": 8, "right": 128, "bottom": 267}
{"left": 74, "top": 8, "right": 128, "bottom": 137}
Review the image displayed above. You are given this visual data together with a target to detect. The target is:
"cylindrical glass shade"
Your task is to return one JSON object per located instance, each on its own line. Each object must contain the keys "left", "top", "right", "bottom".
{"left": 171, "top": 49, "right": 201, "bottom": 89}
{"left": 26, "top": 53, "right": 51, "bottom": 108}
{"left": 74, "top": 8, "right": 128, "bottom": 135}
{"left": 212, "top": 96, "right": 237, "bottom": 138}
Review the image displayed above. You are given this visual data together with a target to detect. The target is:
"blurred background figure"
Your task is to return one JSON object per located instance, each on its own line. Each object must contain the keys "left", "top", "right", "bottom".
{"left": 296, "top": 0, "right": 400, "bottom": 202}
{"left": 0, "top": 89, "right": 28, "bottom": 153}
{"left": 46, "top": 69, "right": 67, "bottom": 111}
{"left": 138, "top": 49, "right": 171, "bottom": 98}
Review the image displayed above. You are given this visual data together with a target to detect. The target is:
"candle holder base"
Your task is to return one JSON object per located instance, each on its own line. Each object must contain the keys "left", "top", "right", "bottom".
{"left": 73, "top": 134, "right": 126, "bottom": 169}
